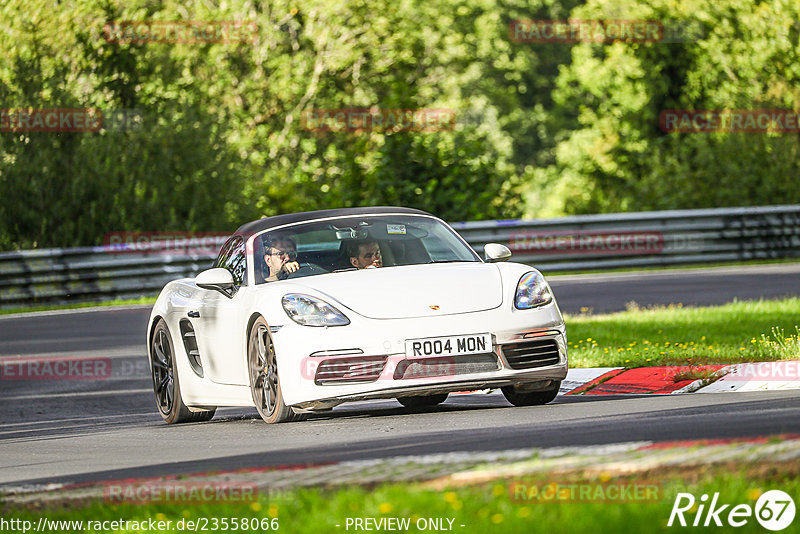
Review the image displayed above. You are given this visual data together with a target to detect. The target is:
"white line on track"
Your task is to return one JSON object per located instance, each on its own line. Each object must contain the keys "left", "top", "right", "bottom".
{"left": 0, "top": 304, "right": 153, "bottom": 320}
{"left": 0, "top": 419, "right": 158, "bottom": 438}
{"left": 0, "top": 412, "right": 156, "bottom": 429}
{"left": 550, "top": 262, "right": 800, "bottom": 283}
{"left": 0, "top": 388, "right": 151, "bottom": 401}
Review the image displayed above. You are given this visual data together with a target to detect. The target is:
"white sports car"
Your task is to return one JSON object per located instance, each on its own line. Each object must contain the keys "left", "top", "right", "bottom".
{"left": 147, "top": 207, "right": 567, "bottom": 423}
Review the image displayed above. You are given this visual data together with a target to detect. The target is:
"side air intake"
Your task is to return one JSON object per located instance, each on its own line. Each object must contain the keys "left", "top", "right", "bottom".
{"left": 179, "top": 319, "right": 204, "bottom": 377}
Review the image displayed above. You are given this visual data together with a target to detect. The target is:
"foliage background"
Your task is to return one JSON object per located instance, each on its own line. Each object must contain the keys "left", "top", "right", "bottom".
{"left": 0, "top": 0, "right": 797, "bottom": 250}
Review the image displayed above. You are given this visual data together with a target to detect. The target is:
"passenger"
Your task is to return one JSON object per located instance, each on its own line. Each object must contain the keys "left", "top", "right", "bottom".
{"left": 347, "top": 240, "right": 383, "bottom": 269}
{"left": 264, "top": 236, "right": 299, "bottom": 281}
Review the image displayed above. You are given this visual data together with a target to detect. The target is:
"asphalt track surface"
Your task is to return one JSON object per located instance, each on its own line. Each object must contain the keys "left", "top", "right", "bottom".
{"left": 1, "top": 263, "right": 799, "bottom": 488}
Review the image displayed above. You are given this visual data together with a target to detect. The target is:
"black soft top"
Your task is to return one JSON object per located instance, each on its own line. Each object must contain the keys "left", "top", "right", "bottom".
{"left": 234, "top": 206, "right": 433, "bottom": 236}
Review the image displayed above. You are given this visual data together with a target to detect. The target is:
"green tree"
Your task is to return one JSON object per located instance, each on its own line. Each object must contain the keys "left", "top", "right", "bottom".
{"left": 535, "top": 0, "right": 800, "bottom": 216}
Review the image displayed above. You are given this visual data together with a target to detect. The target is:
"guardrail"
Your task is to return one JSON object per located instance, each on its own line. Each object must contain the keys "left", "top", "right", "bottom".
{"left": 450, "top": 204, "right": 800, "bottom": 271}
{"left": 1, "top": 205, "right": 799, "bottom": 308}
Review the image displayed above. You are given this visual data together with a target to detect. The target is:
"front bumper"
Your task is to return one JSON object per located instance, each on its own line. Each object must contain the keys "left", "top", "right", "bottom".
{"left": 273, "top": 301, "right": 567, "bottom": 408}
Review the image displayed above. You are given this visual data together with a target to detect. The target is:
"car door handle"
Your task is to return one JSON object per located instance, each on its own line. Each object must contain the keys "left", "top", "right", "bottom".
{"left": 188, "top": 311, "right": 200, "bottom": 318}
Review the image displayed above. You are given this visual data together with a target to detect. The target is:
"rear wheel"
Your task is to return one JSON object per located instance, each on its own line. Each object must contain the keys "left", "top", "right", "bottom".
{"left": 150, "top": 319, "right": 215, "bottom": 424}
{"left": 501, "top": 381, "right": 561, "bottom": 406}
{"left": 248, "top": 317, "right": 305, "bottom": 423}
{"left": 397, "top": 393, "right": 449, "bottom": 408}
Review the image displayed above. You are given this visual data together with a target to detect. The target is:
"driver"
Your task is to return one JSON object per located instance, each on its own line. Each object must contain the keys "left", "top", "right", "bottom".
{"left": 264, "top": 236, "right": 299, "bottom": 281}
{"left": 347, "top": 240, "right": 383, "bottom": 269}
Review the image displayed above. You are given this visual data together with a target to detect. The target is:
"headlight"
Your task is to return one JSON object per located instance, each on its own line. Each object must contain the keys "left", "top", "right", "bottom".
{"left": 515, "top": 271, "right": 553, "bottom": 309}
{"left": 281, "top": 294, "right": 350, "bottom": 327}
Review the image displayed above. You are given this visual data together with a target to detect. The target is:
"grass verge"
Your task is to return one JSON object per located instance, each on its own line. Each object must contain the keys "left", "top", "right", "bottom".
{"left": 565, "top": 298, "right": 800, "bottom": 368}
{"left": 0, "top": 296, "right": 156, "bottom": 316}
{"left": 2, "top": 461, "right": 796, "bottom": 533}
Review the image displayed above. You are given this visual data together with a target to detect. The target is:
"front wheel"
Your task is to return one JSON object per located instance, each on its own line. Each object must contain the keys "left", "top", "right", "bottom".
{"left": 150, "top": 319, "right": 215, "bottom": 424}
{"left": 397, "top": 394, "right": 449, "bottom": 408}
{"left": 248, "top": 317, "right": 304, "bottom": 423}
{"left": 502, "top": 381, "right": 561, "bottom": 406}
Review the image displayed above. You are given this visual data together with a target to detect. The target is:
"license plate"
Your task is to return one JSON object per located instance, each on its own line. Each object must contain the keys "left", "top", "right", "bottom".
{"left": 405, "top": 333, "right": 492, "bottom": 358}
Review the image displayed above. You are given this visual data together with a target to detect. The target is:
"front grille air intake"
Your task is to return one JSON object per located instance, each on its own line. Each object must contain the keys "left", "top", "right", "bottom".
{"left": 503, "top": 339, "right": 560, "bottom": 369}
{"left": 394, "top": 353, "right": 500, "bottom": 380}
{"left": 315, "top": 356, "right": 387, "bottom": 385}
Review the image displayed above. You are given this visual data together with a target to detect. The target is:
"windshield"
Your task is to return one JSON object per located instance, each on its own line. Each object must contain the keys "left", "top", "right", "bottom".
{"left": 253, "top": 215, "right": 480, "bottom": 283}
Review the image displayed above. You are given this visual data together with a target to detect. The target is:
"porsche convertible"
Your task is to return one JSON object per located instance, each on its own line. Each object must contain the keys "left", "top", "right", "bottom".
{"left": 147, "top": 207, "right": 567, "bottom": 423}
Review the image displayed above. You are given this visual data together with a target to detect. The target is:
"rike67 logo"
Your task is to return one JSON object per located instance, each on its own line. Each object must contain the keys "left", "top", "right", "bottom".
{"left": 669, "top": 490, "right": 795, "bottom": 531}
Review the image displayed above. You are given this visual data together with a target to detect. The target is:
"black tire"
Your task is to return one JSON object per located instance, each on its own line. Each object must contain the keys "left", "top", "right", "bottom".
{"left": 501, "top": 381, "right": 561, "bottom": 406}
{"left": 150, "top": 319, "right": 215, "bottom": 424}
{"left": 248, "top": 317, "right": 305, "bottom": 423}
{"left": 397, "top": 393, "right": 449, "bottom": 408}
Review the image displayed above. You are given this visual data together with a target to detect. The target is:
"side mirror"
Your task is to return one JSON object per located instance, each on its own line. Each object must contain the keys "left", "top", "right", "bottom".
{"left": 196, "top": 268, "right": 236, "bottom": 298}
{"left": 484, "top": 243, "right": 512, "bottom": 263}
